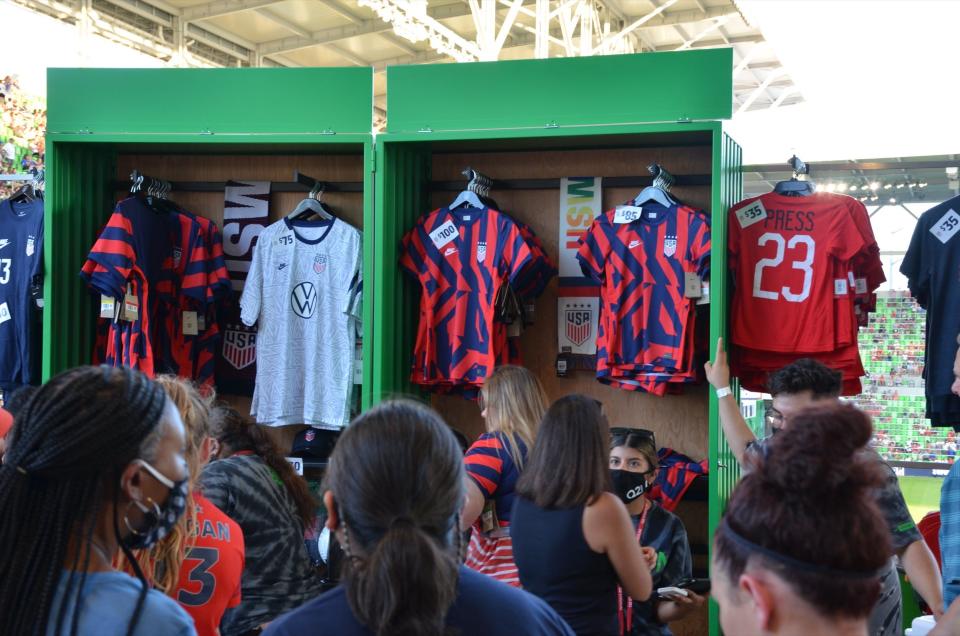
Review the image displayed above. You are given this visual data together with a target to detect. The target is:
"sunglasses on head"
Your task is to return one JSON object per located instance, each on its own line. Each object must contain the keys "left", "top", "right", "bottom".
{"left": 610, "top": 426, "right": 656, "bottom": 448}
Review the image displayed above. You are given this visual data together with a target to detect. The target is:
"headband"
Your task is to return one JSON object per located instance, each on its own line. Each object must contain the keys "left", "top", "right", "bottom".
{"left": 718, "top": 517, "right": 882, "bottom": 580}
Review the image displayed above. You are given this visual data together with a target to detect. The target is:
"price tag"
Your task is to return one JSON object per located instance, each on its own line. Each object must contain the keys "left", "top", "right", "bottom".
{"left": 735, "top": 200, "right": 768, "bottom": 229}
{"left": 930, "top": 208, "right": 960, "bottom": 244}
{"left": 855, "top": 277, "right": 868, "bottom": 295}
{"left": 0, "top": 302, "right": 10, "bottom": 325}
{"left": 285, "top": 456, "right": 304, "bottom": 476}
{"left": 100, "top": 295, "right": 116, "bottom": 319}
{"left": 353, "top": 342, "right": 363, "bottom": 385}
{"left": 197, "top": 313, "right": 206, "bottom": 331}
{"left": 121, "top": 287, "right": 139, "bottom": 322}
{"left": 834, "top": 279, "right": 849, "bottom": 296}
{"left": 684, "top": 272, "right": 702, "bottom": 298}
{"left": 429, "top": 220, "right": 459, "bottom": 249}
{"left": 182, "top": 311, "right": 199, "bottom": 336}
{"left": 614, "top": 206, "right": 643, "bottom": 224}
{"left": 696, "top": 280, "right": 710, "bottom": 305}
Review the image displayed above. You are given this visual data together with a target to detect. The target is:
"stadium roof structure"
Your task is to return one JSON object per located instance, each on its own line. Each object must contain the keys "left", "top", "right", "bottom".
{"left": 14, "top": 0, "right": 801, "bottom": 128}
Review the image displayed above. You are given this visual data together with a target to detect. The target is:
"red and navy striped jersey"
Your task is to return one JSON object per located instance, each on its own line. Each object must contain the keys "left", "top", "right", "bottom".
{"left": 464, "top": 431, "right": 527, "bottom": 526}
{"left": 577, "top": 203, "right": 710, "bottom": 390}
{"left": 400, "top": 206, "right": 532, "bottom": 387}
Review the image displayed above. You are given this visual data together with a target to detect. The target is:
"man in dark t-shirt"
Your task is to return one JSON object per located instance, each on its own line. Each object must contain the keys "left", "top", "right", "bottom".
{"left": 706, "top": 340, "right": 944, "bottom": 635}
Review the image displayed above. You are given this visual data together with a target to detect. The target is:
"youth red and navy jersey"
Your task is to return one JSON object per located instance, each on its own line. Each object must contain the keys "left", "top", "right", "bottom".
{"left": 512, "top": 219, "right": 557, "bottom": 300}
{"left": 577, "top": 202, "right": 710, "bottom": 384}
{"left": 400, "top": 206, "right": 532, "bottom": 387}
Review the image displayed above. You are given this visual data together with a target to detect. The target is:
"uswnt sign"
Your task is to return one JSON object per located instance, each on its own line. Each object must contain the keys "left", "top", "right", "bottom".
{"left": 557, "top": 177, "right": 602, "bottom": 357}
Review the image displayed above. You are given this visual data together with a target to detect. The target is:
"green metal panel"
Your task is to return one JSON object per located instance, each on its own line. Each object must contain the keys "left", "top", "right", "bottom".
{"left": 387, "top": 49, "right": 733, "bottom": 134}
{"left": 47, "top": 67, "right": 373, "bottom": 136}
{"left": 42, "top": 142, "right": 116, "bottom": 380}
{"left": 371, "top": 140, "right": 430, "bottom": 403}
{"left": 708, "top": 128, "right": 742, "bottom": 636}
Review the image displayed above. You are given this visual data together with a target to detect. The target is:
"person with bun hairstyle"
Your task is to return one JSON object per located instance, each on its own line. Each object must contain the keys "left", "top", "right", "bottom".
{"left": 609, "top": 427, "right": 702, "bottom": 635}
{"left": 0, "top": 366, "right": 195, "bottom": 636}
{"left": 200, "top": 408, "right": 322, "bottom": 635}
{"left": 264, "top": 399, "right": 575, "bottom": 636}
{"left": 512, "top": 395, "right": 655, "bottom": 636}
{"left": 712, "top": 403, "right": 892, "bottom": 635}
{"left": 706, "top": 339, "right": 944, "bottom": 633}
{"left": 461, "top": 365, "right": 549, "bottom": 586}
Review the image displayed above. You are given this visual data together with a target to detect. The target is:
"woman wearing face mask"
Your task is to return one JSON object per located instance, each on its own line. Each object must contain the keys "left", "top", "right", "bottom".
{"left": 512, "top": 395, "right": 655, "bottom": 636}
{"left": 712, "top": 404, "right": 891, "bottom": 636}
{"left": 201, "top": 408, "right": 322, "bottom": 636}
{"left": 0, "top": 366, "right": 195, "bottom": 636}
{"left": 460, "top": 365, "right": 549, "bottom": 587}
{"left": 609, "top": 427, "right": 702, "bottom": 636}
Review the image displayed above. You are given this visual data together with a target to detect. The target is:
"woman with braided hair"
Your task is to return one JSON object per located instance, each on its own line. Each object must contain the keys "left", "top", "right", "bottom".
{"left": 0, "top": 365, "right": 195, "bottom": 636}
{"left": 264, "top": 399, "right": 574, "bottom": 636}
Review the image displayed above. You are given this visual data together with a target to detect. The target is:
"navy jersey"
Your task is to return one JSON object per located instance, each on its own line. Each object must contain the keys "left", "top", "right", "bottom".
{"left": 0, "top": 197, "right": 43, "bottom": 388}
{"left": 901, "top": 195, "right": 960, "bottom": 424}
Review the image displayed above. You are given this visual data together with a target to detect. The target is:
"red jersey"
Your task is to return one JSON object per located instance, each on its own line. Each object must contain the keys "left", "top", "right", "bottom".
{"left": 399, "top": 206, "right": 532, "bottom": 388}
{"left": 729, "top": 192, "right": 872, "bottom": 354}
{"left": 577, "top": 202, "right": 710, "bottom": 392}
{"left": 174, "top": 493, "right": 245, "bottom": 636}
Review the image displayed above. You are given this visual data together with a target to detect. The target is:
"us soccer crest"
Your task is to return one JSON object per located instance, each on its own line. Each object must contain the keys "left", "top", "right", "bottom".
{"left": 25, "top": 236, "right": 34, "bottom": 256}
{"left": 222, "top": 325, "right": 257, "bottom": 370}
{"left": 314, "top": 253, "right": 328, "bottom": 274}
{"left": 663, "top": 235, "right": 677, "bottom": 258}
{"left": 477, "top": 241, "right": 487, "bottom": 263}
{"left": 564, "top": 304, "right": 593, "bottom": 347}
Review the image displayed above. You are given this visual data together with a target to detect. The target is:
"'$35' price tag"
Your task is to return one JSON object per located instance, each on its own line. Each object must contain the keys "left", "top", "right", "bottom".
{"left": 736, "top": 200, "right": 768, "bottom": 229}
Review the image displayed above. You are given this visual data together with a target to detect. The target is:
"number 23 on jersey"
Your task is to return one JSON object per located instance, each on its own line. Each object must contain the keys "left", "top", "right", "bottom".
{"left": 752, "top": 232, "right": 815, "bottom": 303}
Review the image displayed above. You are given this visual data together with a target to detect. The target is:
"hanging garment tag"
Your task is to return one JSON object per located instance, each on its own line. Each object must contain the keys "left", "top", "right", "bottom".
{"left": 182, "top": 311, "right": 199, "bottom": 336}
{"left": 834, "top": 279, "right": 849, "bottom": 296}
{"left": 855, "top": 277, "right": 868, "bottom": 295}
{"left": 285, "top": 457, "right": 304, "bottom": 476}
{"left": 684, "top": 272, "right": 702, "bottom": 298}
{"left": 508, "top": 321, "right": 522, "bottom": 337}
{"left": 100, "top": 295, "right": 116, "bottom": 319}
{"left": 614, "top": 206, "right": 643, "bottom": 224}
{"left": 197, "top": 313, "right": 206, "bottom": 332}
{"left": 556, "top": 355, "right": 569, "bottom": 378}
{"left": 735, "top": 200, "right": 768, "bottom": 229}
{"left": 353, "top": 342, "right": 363, "bottom": 385}
{"left": 930, "top": 208, "right": 960, "bottom": 244}
{"left": 429, "top": 220, "right": 459, "bottom": 249}
{"left": 121, "top": 286, "right": 139, "bottom": 321}
{"left": 524, "top": 301, "right": 536, "bottom": 326}
{"left": 0, "top": 302, "right": 10, "bottom": 325}
{"left": 697, "top": 280, "right": 710, "bottom": 305}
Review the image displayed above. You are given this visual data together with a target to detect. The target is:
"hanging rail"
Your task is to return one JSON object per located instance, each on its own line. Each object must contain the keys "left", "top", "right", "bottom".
{"left": 112, "top": 175, "right": 364, "bottom": 193}
{"left": 430, "top": 173, "right": 711, "bottom": 191}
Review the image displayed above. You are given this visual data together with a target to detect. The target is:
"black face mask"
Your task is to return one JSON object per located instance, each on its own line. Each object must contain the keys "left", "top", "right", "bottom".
{"left": 610, "top": 469, "right": 650, "bottom": 504}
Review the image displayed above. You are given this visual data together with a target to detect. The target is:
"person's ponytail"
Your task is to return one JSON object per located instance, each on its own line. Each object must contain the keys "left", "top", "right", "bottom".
{"left": 325, "top": 400, "right": 464, "bottom": 636}
{"left": 346, "top": 522, "right": 458, "bottom": 636}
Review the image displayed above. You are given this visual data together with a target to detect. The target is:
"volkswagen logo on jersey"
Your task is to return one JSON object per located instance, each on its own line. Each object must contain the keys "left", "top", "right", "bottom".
{"left": 292, "top": 282, "right": 318, "bottom": 318}
{"left": 222, "top": 326, "right": 257, "bottom": 370}
{"left": 565, "top": 306, "right": 592, "bottom": 347}
{"left": 314, "top": 253, "right": 328, "bottom": 274}
{"left": 663, "top": 236, "right": 677, "bottom": 257}
{"left": 477, "top": 241, "right": 487, "bottom": 263}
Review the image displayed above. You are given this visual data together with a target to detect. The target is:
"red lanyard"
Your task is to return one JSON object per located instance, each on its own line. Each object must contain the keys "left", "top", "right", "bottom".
{"left": 231, "top": 450, "right": 255, "bottom": 457}
{"left": 617, "top": 502, "right": 651, "bottom": 636}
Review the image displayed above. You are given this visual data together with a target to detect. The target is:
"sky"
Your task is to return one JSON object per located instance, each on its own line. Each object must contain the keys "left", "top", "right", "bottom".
{"left": 0, "top": 0, "right": 163, "bottom": 96}
{"left": 730, "top": 0, "right": 960, "bottom": 164}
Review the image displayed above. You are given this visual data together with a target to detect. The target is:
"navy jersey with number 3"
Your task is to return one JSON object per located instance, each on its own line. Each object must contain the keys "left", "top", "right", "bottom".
{"left": 0, "top": 197, "right": 43, "bottom": 389}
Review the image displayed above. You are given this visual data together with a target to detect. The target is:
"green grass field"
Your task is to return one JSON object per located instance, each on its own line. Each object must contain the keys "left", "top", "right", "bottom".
{"left": 898, "top": 475, "right": 945, "bottom": 523}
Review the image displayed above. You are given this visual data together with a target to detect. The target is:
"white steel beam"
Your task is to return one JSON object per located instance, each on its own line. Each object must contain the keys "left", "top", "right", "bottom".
{"left": 255, "top": 8, "right": 310, "bottom": 38}
{"left": 594, "top": 0, "right": 679, "bottom": 51}
{"left": 182, "top": 0, "right": 286, "bottom": 23}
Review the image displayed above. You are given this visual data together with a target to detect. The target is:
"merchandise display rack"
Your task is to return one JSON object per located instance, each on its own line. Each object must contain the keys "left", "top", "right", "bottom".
{"left": 43, "top": 67, "right": 376, "bottom": 414}
{"left": 372, "top": 49, "right": 743, "bottom": 636}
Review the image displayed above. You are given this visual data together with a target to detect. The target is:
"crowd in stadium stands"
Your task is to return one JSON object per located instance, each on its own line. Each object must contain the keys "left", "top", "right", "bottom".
{"left": 0, "top": 74, "right": 45, "bottom": 198}
{"left": 859, "top": 291, "right": 956, "bottom": 463}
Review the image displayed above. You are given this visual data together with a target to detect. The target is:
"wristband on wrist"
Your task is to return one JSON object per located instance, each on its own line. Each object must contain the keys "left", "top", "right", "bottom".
{"left": 716, "top": 387, "right": 732, "bottom": 399}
